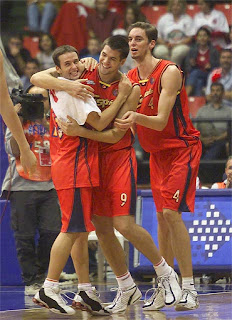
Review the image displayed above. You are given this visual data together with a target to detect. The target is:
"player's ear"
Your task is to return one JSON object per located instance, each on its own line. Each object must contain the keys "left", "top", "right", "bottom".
{"left": 55, "top": 65, "right": 62, "bottom": 75}
{"left": 149, "top": 40, "right": 156, "bottom": 51}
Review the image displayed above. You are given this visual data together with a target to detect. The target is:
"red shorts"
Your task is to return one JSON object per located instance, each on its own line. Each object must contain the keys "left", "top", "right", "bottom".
{"left": 57, "top": 188, "right": 95, "bottom": 232}
{"left": 150, "top": 140, "right": 202, "bottom": 213}
{"left": 93, "top": 148, "right": 137, "bottom": 217}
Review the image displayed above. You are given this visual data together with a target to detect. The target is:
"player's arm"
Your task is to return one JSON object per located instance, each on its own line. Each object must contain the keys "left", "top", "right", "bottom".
{"left": 0, "top": 50, "right": 37, "bottom": 174}
{"left": 58, "top": 85, "right": 140, "bottom": 143}
{"left": 115, "top": 65, "right": 182, "bottom": 131}
{"left": 85, "top": 74, "right": 133, "bottom": 131}
{"left": 31, "top": 67, "right": 94, "bottom": 99}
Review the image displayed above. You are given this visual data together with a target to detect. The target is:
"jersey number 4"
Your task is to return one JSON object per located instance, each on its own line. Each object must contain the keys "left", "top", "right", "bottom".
{"left": 173, "top": 190, "right": 180, "bottom": 203}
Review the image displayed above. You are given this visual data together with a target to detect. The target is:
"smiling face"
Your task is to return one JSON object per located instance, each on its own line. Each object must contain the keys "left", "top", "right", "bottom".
{"left": 128, "top": 27, "right": 155, "bottom": 62}
{"left": 55, "top": 52, "right": 84, "bottom": 80}
{"left": 99, "top": 45, "right": 125, "bottom": 77}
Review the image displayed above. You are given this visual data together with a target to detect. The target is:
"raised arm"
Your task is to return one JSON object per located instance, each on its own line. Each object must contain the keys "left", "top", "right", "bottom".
{"left": 58, "top": 85, "right": 140, "bottom": 143}
{"left": 0, "top": 50, "right": 37, "bottom": 174}
{"left": 115, "top": 65, "right": 182, "bottom": 131}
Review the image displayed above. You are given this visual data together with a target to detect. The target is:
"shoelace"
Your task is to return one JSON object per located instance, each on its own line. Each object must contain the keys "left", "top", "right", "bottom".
{"left": 110, "top": 287, "right": 123, "bottom": 304}
{"left": 56, "top": 288, "right": 76, "bottom": 305}
{"left": 157, "top": 273, "right": 173, "bottom": 294}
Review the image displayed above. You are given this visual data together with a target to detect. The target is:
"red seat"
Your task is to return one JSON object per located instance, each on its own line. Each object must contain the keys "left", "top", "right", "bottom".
{"left": 188, "top": 96, "right": 206, "bottom": 118}
{"left": 215, "top": 4, "right": 232, "bottom": 26}
{"left": 186, "top": 4, "right": 199, "bottom": 17}
{"left": 23, "top": 36, "right": 39, "bottom": 58}
{"left": 141, "top": 5, "right": 167, "bottom": 26}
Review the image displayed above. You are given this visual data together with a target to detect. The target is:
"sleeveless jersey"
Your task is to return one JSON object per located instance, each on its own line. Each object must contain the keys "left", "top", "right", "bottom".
{"left": 128, "top": 60, "right": 200, "bottom": 153}
{"left": 16, "top": 120, "right": 51, "bottom": 181}
{"left": 83, "top": 67, "right": 135, "bottom": 153}
{"left": 49, "top": 69, "right": 99, "bottom": 190}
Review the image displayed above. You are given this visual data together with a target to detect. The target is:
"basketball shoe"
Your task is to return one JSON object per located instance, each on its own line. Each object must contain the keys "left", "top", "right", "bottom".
{"left": 33, "top": 286, "right": 75, "bottom": 315}
{"left": 72, "top": 287, "right": 110, "bottom": 316}
{"left": 105, "top": 285, "right": 142, "bottom": 314}
{"left": 175, "top": 289, "right": 199, "bottom": 311}
{"left": 142, "top": 284, "right": 165, "bottom": 311}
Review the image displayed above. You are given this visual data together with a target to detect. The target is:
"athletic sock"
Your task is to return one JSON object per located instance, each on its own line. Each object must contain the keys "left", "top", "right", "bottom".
{"left": 153, "top": 257, "right": 172, "bottom": 277}
{"left": 116, "top": 271, "right": 135, "bottom": 290}
{"left": 78, "top": 283, "right": 92, "bottom": 292}
{"left": 182, "top": 277, "right": 196, "bottom": 291}
{"left": 44, "top": 278, "right": 59, "bottom": 288}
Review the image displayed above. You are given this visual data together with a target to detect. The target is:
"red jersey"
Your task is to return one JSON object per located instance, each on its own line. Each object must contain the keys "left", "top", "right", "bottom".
{"left": 128, "top": 60, "right": 200, "bottom": 153}
{"left": 83, "top": 67, "right": 134, "bottom": 153}
{"left": 49, "top": 70, "right": 99, "bottom": 190}
{"left": 16, "top": 120, "right": 51, "bottom": 181}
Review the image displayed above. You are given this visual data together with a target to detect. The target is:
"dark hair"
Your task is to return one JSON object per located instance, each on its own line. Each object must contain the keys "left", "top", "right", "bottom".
{"left": 196, "top": 26, "right": 211, "bottom": 38}
{"left": 128, "top": 22, "right": 158, "bottom": 42}
{"left": 39, "top": 33, "right": 57, "bottom": 52}
{"left": 226, "top": 156, "right": 232, "bottom": 168}
{"left": 203, "top": 0, "right": 215, "bottom": 10}
{"left": 220, "top": 48, "right": 232, "bottom": 56}
{"left": 124, "top": 4, "right": 147, "bottom": 30}
{"left": 9, "top": 33, "right": 23, "bottom": 42}
{"left": 26, "top": 58, "right": 40, "bottom": 68}
{"left": 52, "top": 45, "right": 79, "bottom": 67}
{"left": 210, "top": 82, "right": 224, "bottom": 92}
{"left": 102, "top": 35, "right": 129, "bottom": 60}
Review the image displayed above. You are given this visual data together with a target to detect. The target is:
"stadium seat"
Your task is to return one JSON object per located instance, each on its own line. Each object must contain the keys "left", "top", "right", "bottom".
{"left": 215, "top": 4, "right": 232, "bottom": 26}
{"left": 23, "top": 36, "right": 39, "bottom": 58}
{"left": 141, "top": 5, "right": 167, "bottom": 26}
{"left": 186, "top": 4, "right": 199, "bottom": 17}
{"left": 188, "top": 96, "right": 206, "bottom": 118}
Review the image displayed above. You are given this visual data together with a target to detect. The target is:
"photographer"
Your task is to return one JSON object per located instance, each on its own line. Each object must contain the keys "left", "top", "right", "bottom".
{"left": 1, "top": 85, "right": 61, "bottom": 295}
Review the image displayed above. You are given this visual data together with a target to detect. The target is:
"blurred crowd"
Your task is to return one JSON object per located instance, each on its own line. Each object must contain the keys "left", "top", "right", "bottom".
{"left": 1, "top": 0, "right": 232, "bottom": 183}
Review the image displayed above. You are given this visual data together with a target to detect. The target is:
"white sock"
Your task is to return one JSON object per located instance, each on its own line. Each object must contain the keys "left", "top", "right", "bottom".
{"left": 153, "top": 257, "right": 171, "bottom": 277}
{"left": 182, "top": 277, "right": 196, "bottom": 291}
{"left": 116, "top": 271, "right": 135, "bottom": 290}
{"left": 44, "top": 278, "right": 59, "bottom": 288}
{"left": 78, "top": 283, "right": 92, "bottom": 292}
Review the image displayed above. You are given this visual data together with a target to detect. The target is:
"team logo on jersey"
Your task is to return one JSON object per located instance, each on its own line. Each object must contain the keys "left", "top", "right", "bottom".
{"left": 150, "top": 77, "right": 155, "bottom": 84}
{"left": 112, "top": 89, "right": 118, "bottom": 96}
{"left": 86, "top": 80, "right": 95, "bottom": 85}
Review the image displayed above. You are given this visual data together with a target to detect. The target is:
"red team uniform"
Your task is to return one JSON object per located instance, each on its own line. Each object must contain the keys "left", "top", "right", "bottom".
{"left": 85, "top": 67, "right": 137, "bottom": 217}
{"left": 128, "top": 60, "right": 202, "bottom": 213}
{"left": 49, "top": 70, "right": 99, "bottom": 233}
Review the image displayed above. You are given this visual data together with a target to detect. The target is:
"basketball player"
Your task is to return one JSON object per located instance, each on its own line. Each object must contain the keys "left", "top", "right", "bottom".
{"left": 115, "top": 22, "right": 201, "bottom": 311}
{"left": 0, "top": 50, "right": 36, "bottom": 174}
{"left": 44, "top": 36, "right": 182, "bottom": 315}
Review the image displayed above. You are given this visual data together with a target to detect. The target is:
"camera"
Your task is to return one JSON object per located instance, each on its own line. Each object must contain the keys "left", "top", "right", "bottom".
{"left": 10, "top": 88, "right": 44, "bottom": 121}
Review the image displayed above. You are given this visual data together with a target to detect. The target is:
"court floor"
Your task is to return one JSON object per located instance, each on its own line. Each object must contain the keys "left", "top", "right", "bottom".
{"left": 0, "top": 280, "right": 232, "bottom": 320}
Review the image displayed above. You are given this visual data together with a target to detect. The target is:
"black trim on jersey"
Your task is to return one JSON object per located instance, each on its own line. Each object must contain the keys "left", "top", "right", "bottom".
{"left": 129, "top": 155, "right": 137, "bottom": 216}
{"left": 68, "top": 188, "right": 86, "bottom": 232}
{"left": 84, "top": 138, "right": 93, "bottom": 188}
{"left": 73, "top": 138, "right": 83, "bottom": 187}
{"left": 179, "top": 153, "right": 192, "bottom": 212}
{"left": 173, "top": 96, "right": 189, "bottom": 147}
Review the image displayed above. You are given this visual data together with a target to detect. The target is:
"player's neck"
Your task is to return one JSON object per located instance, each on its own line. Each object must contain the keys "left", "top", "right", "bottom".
{"left": 137, "top": 56, "right": 159, "bottom": 80}
{"left": 99, "top": 70, "right": 121, "bottom": 84}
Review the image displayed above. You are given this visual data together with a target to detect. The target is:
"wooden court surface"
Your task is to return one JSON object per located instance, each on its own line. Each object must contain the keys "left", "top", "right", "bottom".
{"left": 0, "top": 283, "right": 232, "bottom": 320}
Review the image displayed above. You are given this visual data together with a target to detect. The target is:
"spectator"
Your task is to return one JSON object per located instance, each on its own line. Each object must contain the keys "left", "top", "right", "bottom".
{"left": 193, "top": 0, "right": 229, "bottom": 50}
{"left": 205, "top": 49, "right": 232, "bottom": 108}
{"left": 1, "top": 85, "right": 61, "bottom": 296}
{"left": 211, "top": 156, "right": 232, "bottom": 189}
{"left": 27, "top": 0, "right": 59, "bottom": 33}
{"left": 153, "top": 0, "right": 194, "bottom": 66}
{"left": 79, "top": 37, "right": 101, "bottom": 61}
{"left": 121, "top": 3, "right": 147, "bottom": 32}
{"left": 196, "top": 82, "right": 232, "bottom": 160}
{"left": 185, "top": 27, "right": 220, "bottom": 97}
{"left": 87, "top": 0, "right": 122, "bottom": 43}
{"left": 36, "top": 33, "right": 56, "bottom": 70}
{"left": 20, "top": 59, "right": 40, "bottom": 91}
{"left": 5, "top": 34, "right": 31, "bottom": 77}
{"left": 225, "top": 26, "right": 232, "bottom": 50}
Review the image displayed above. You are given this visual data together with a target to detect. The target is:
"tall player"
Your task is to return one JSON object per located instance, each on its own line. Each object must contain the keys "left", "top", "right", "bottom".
{"left": 0, "top": 50, "right": 37, "bottom": 174}
{"left": 115, "top": 22, "right": 201, "bottom": 311}
{"left": 32, "top": 44, "right": 132, "bottom": 316}
{"left": 47, "top": 36, "right": 182, "bottom": 315}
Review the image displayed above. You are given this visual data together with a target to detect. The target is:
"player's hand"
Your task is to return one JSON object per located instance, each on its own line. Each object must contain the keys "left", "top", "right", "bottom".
{"left": 118, "top": 74, "right": 132, "bottom": 98}
{"left": 20, "top": 149, "right": 37, "bottom": 175}
{"left": 81, "top": 57, "right": 98, "bottom": 71}
{"left": 114, "top": 111, "right": 137, "bottom": 131}
{"left": 57, "top": 116, "right": 81, "bottom": 136}
{"left": 64, "top": 79, "right": 94, "bottom": 99}
{"left": 14, "top": 103, "right": 22, "bottom": 114}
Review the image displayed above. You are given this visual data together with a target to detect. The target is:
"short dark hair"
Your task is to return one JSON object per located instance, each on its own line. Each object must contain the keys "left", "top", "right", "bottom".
{"left": 26, "top": 58, "right": 40, "bottom": 68}
{"left": 102, "top": 35, "right": 129, "bottom": 60}
{"left": 210, "top": 82, "right": 224, "bottom": 92}
{"left": 128, "top": 22, "right": 158, "bottom": 42}
{"left": 220, "top": 48, "right": 232, "bottom": 57}
{"left": 196, "top": 26, "right": 211, "bottom": 38}
{"left": 52, "top": 45, "right": 79, "bottom": 67}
